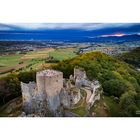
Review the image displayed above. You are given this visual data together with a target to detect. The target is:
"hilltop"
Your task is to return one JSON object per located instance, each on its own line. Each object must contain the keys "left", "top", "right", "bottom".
{"left": 0, "top": 51, "right": 140, "bottom": 116}
{"left": 53, "top": 51, "right": 140, "bottom": 116}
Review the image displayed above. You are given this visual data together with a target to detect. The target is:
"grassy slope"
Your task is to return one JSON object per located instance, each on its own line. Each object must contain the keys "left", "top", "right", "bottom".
{"left": 90, "top": 96, "right": 120, "bottom": 117}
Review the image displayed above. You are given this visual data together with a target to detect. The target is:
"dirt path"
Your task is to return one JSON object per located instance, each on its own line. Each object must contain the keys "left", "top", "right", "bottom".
{"left": 81, "top": 88, "right": 92, "bottom": 103}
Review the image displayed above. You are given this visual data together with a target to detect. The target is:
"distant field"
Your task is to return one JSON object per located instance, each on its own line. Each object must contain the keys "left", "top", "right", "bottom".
{"left": 0, "top": 55, "right": 23, "bottom": 67}
{"left": 0, "top": 55, "right": 26, "bottom": 75}
{"left": 21, "top": 48, "right": 54, "bottom": 60}
{"left": 49, "top": 48, "right": 77, "bottom": 61}
{"left": 0, "top": 47, "right": 77, "bottom": 77}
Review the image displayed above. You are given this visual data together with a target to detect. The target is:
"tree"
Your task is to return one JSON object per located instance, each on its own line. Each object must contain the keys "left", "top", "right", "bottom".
{"left": 119, "top": 91, "right": 136, "bottom": 109}
{"left": 0, "top": 73, "right": 21, "bottom": 105}
{"left": 121, "top": 104, "right": 138, "bottom": 117}
{"left": 103, "top": 79, "right": 127, "bottom": 97}
{"left": 18, "top": 71, "right": 36, "bottom": 83}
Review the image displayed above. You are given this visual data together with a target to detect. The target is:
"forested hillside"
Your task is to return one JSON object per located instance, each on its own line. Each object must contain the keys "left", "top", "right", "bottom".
{"left": 53, "top": 52, "right": 140, "bottom": 116}
{"left": 117, "top": 47, "right": 140, "bottom": 68}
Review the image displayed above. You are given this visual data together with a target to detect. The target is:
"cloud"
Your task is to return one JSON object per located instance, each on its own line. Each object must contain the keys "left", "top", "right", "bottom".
{"left": 0, "top": 23, "right": 136, "bottom": 31}
{"left": 0, "top": 23, "right": 19, "bottom": 31}
{"left": 99, "top": 33, "right": 126, "bottom": 37}
{"left": 1, "top": 23, "right": 104, "bottom": 30}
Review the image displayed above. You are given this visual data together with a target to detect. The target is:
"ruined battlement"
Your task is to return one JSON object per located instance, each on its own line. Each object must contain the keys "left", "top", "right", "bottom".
{"left": 74, "top": 67, "right": 87, "bottom": 79}
{"left": 21, "top": 81, "right": 36, "bottom": 103}
{"left": 37, "top": 69, "right": 62, "bottom": 77}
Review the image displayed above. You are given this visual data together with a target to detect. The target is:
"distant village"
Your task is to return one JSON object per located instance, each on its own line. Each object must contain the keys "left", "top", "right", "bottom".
{"left": 78, "top": 43, "right": 139, "bottom": 56}
{"left": 0, "top": 40, "right": 140, "bottom": 55}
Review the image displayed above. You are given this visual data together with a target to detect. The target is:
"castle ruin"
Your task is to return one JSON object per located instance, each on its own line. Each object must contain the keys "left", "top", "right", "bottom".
{"left": 21, "top": 68, "right": 101, "bottom": 117}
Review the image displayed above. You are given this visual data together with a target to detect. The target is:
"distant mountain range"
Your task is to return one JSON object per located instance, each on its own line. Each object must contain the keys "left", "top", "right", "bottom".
{"left": 92, "top": 34, "right": 140, "bottom": 42}
{"left": 0, "top": 30, "right": 140, "bottom": 42}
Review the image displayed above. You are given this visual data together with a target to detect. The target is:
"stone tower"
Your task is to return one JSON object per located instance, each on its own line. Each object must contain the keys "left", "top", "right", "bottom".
{"left": 36, "top": 70, "right": 63, "bottom": 113}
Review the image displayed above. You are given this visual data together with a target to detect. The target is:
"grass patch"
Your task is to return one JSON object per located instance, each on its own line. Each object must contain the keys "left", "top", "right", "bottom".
{"left": 70, "top": 106, "right": 87, "bottom": 117}
{"left": 104, "top": 96, "right": 121, "bottom": 117}
{"left": 0, "top": 55, "right": 22, "bottom": 67}
{"left": 90, "top": 95, "right": 121, "bottom": 117}
{"left": 49, "top": 48, "right": 77, "bottom": 61}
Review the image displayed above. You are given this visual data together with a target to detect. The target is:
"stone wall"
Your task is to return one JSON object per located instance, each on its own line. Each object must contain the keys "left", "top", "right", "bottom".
{"left": 71, "top": 88, "right": 81, "bottom": 105}
{"left": 59, "top": 88, "right": 71, "bottom": 108}
{"left": 74, "top": 68, "right": 87, "bottom": 79}
{"left": 59, "top": 86, "right": 81, "bottom": 108}
{"left": 21, "top": 82, "right": 36, "bottom": 103}
{"left": 21, "top": 81, "right": 48, "bottom": 115}
{"left": 87, "top": 87, "right": 101, "bottom": 109}
{"left": 21, "top": 82, "right": 37, "bottom": 114}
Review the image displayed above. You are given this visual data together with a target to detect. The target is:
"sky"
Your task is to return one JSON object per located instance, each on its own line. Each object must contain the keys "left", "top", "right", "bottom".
{"left": 0, "top": 23, "right": 140, "bottom": 41}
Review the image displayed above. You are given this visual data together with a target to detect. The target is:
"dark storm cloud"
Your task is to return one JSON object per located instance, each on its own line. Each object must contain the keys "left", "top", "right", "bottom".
{"left": 0, "top": 23, "right": 140, "bottom": 40}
